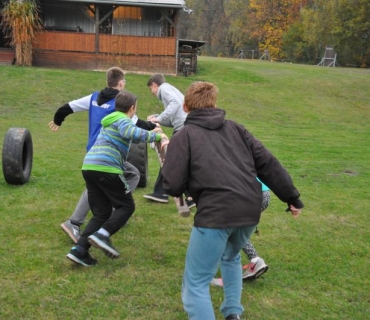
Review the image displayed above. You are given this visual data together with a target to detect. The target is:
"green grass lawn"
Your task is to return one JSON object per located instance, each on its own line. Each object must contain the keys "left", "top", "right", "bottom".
{"left": 0, "top": 57, "right": 369, "bottom": 319}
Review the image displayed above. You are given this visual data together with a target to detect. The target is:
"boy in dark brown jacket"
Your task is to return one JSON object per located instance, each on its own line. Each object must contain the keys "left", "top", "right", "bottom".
{"left": 162, "top": 81, "right": 303, "bottom": 320}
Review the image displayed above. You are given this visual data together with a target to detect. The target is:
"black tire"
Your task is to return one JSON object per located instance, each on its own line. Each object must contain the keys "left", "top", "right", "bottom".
{"left": 127, "top": 142, "right": 148, "bottom": 188}
{"left": 2, "top": 127, "right": 33, "bottom": 185}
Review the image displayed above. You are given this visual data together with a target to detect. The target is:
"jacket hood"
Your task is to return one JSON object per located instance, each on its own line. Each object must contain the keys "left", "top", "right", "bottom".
{"left": 97, "top": 87, "right": 120, "bottom": 105}
{"left": 101, "top": 111, "right": 128, "bottom": 127}
{"left": 185, "top": 108, "right": 225, "bottom": 130}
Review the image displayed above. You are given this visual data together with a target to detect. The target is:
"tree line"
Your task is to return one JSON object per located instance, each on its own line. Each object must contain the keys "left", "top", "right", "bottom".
{"left": 179, "top": 0, "right": 370, "bottom": 67}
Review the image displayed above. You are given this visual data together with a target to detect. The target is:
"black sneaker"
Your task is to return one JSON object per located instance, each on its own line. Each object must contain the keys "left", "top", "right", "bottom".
{"left": 225, "top": 315, "right": 241, "bottom": 320}
{"left": 88, "top": 232, "right": 120, "bottom": 259}
{"left": 143, "top": 193, "right": 169, "bottom": 203}
{"left": 185, "top": 198, "right": 196, "bottom": 209}
{"left": 66, "top": 247, "right": 97, "bottom": 267}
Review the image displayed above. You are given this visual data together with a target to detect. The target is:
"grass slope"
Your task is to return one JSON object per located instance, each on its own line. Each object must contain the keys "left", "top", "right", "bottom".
{"left": 0, "top": 58, "right": 369, "bottom": 319}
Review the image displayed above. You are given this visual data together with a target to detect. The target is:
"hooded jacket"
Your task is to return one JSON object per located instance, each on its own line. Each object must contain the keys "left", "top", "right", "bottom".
{"left": 162, "top": 108, "right": 303, "bottom": 228}
{"left": 82, "top": 111, "right": 161, "bottom": 174}
{"left": 156, "top": 83, "right": 187, "bottom": 132}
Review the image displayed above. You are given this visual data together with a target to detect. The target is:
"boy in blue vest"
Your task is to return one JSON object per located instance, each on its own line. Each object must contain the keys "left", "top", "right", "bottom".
{"left": 49, "top": 67, "right": 157, "bottom": 243}
{"left": 66, "top": 90, "right": 168, "bottom": 266}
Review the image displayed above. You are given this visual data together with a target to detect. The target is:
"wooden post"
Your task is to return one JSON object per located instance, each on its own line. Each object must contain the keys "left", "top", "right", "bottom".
{"left": 95, "top": 6, "right": 99, "bottom": 53}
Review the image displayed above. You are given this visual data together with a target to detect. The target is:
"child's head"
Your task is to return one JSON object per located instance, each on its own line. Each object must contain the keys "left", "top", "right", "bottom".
{"left": 115, "top": 91, "right": 137, "bottom": 115}
{"left": 106, "top": 67, "right": 126, "bottom": 88}
{"left": 184, "top": 81, "right": 218, "bottom": 112}
{"left": 147, "top": 73, "right": 165, "bottom": 87}
{"left": 147, "top": 74, "right": 165, "bottom": 97}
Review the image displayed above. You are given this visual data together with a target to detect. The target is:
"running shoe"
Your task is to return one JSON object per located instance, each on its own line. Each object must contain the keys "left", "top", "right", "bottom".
{"left": 88, "top": 232, "right": 120, "bottom": 259}
{"left": 66, "top": 247, "right": 97, "bottom": 267}
{"left": 61, "top": 220, "right": 81, "bottom": 243}
{"left": 242, "top": 257, "right": 269, "bottom": 280}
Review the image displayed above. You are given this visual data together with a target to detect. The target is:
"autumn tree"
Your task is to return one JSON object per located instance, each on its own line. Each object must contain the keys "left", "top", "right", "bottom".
{"left": 282, "top": 0, "right": 319, "bottom": 63}
{"left": 178, "top": 0, "right": 232, "bottom": 56}
{"left": 326, "top": 0, "right": 370, "bottom": 67}
{"left": 224, "top": 0, "right": 259, "bottom": 55}
{"left": 298, "top": 0, "right": 370, "bottom": 66}
{"left": 246, "top": 0, "right": 308, "bottom": 59}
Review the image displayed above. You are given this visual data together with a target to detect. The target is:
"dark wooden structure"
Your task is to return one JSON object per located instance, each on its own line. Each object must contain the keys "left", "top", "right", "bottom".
{"left": 178, "top": 39, "right": 205, "bottom": 76}
{"left": 0, "top": 48, "right": 14, "bottom": 65}
{"left": 0, "top": 0, "right": 206, "bottom": 75}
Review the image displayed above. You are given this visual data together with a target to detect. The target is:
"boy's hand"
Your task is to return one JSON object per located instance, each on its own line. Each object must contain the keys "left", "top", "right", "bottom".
{"left": 147, "top": 114, "right": 159, "bottom": 122}
{"left": 286, "top": 198, "right": 303, "bottom": 217}
{"left": 288, "top": 205, "right": 301, "bottom": 218}
{"left": 152, "top": 126, "right": 163, "bottom": 133}
{"left": 48, "top": 121, "right": 60, "bottom": 132}
{"left": 160, "top": 134, "right": 169, "bottom": 149}
{"left": 161, "top": 140, "right": 169, "bottom": 150}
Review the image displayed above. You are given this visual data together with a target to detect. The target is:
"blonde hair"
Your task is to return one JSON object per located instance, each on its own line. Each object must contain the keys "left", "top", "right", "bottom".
{"left": 184, "top": 81, "right": 218, "bottom": 111}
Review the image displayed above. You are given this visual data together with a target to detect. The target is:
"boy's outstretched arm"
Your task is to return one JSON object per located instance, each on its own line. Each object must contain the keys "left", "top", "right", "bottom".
{"left": 48, "top": 103, "right": 74, "bottom": 131}
{"left": 48, "top": 95, "right": 92, "bottom": 132}
{"left": 135, "top": 117, "right": 158, "bottom": 130}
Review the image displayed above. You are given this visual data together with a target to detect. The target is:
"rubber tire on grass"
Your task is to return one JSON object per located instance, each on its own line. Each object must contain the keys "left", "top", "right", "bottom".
{"left": 127, "top": 142, "right": 148, "bottom": 188}
{"left": 2, "top": 127, "right": 33, "bottom": 185}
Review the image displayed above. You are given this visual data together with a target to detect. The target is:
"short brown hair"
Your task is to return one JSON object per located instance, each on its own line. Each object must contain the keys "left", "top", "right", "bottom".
{"left": 115, "top": 91, "right": 137, "bottom": 113}
{"left": 184, "top": 81, "right": 218, "bottom": 111}
{"left": 106, "top": 67, "right": 125, "bottom": 87}
{"left": 147, "top": 73, "right": 165, "bottom": 87}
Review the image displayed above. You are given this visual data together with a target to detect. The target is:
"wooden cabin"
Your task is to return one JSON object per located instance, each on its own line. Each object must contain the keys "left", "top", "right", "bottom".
{"left": 0, "top": 0, "right": 203, "bottom": 75}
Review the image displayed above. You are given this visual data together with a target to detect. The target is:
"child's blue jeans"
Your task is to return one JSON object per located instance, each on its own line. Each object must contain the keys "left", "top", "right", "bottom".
{"left": 182, "top": 225, "right": 256, "bottom": 320}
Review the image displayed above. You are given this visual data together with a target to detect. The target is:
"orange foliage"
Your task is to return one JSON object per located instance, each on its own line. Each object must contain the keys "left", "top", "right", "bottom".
{"left": 248, "top": 0, "right": 308, "bottom": 59}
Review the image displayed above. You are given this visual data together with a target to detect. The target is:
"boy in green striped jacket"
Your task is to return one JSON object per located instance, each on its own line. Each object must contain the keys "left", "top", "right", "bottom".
{"left": 66, "top": 91, "right": 168, "bottom": 267}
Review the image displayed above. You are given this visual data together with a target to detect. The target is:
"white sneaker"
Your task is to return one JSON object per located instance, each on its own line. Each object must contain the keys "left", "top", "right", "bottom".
{"left": 242, "top": 257, "right": 269, "bottom": 280}
{"left": 210, "top": 278, "right": 224, "bottom": 288}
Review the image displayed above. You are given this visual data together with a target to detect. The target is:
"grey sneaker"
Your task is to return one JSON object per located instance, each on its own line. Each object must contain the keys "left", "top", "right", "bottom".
{"left": 61, "top": 220, "right": 81, "bottom": 243}
{"left": 88, "top": 232, "right": 120, "bottom": 259}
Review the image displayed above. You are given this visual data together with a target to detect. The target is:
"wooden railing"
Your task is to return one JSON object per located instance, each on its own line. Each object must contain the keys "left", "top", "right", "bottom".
{"left": 34, "top": 31, "right": 176, "bottom": 56}
{"left": 34, "top": 32, "right": 95, "bottom": 52}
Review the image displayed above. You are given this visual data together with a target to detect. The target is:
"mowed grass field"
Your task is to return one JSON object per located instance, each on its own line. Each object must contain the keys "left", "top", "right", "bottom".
{"left": 0, "top": 57, "right": 369, "bottom": 319}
